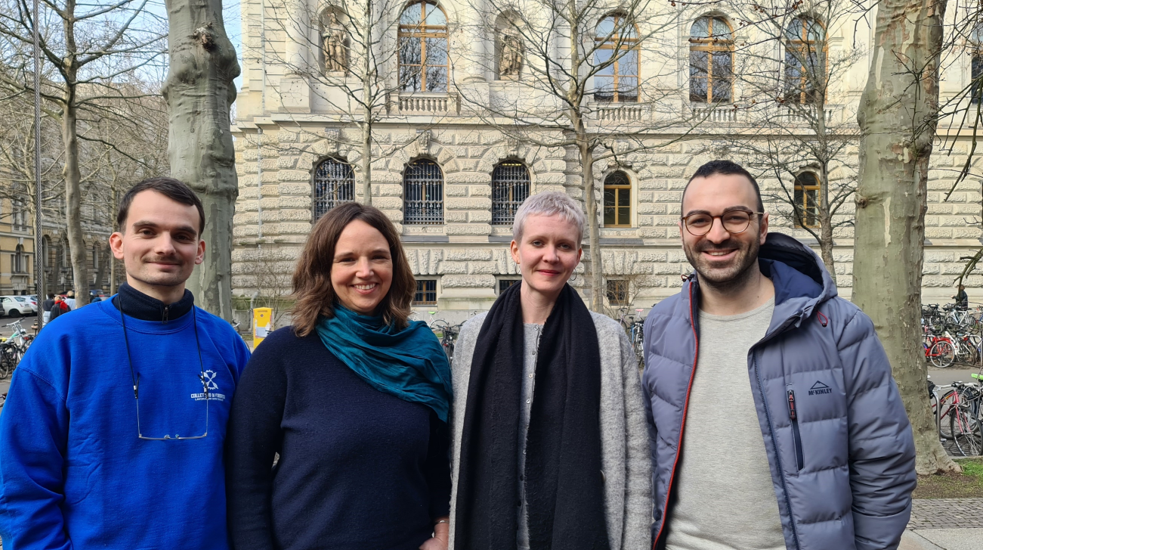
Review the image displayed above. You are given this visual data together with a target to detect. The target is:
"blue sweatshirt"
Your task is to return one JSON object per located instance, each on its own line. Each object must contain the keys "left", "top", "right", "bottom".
{"left": 0, "top": 292, "right": 250, "bottom": 549}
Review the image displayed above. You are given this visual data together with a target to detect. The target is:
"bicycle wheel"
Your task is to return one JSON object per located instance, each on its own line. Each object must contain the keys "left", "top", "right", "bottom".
{"left": 0, "top": 349, "right": 14, "bottom": 379}
{"left": 930, "top": 340, "right": 954, "bottom": 368}
{"left": 935, "top": 390, "right": 957, "bottom": 439}
{"left": 954, "top": 339, "right": 977, "bottom": 365}
{"left": 949, "top": 405, "right": 982, "bottom": 456}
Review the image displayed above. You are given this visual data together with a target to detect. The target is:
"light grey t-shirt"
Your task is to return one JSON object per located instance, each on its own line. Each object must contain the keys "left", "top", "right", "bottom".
{"left": 666, "top": 296, "right": 786, "bottom": 550}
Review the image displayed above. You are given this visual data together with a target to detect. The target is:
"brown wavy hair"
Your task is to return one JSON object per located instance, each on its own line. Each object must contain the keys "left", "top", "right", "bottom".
{"left": 290, "top": 202, "right": 415, "bottom": 335}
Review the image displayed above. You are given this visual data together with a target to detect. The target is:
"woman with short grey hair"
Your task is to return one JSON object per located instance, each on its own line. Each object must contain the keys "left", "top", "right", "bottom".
{"left": 447, "top": 191, "right": 651, "bottom": 550}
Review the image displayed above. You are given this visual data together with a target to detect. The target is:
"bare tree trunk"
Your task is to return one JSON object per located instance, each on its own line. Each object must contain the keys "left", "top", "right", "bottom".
{"left": 852, "top": 0, "right": 958, "bottom": 475}
{"left": 579, "top": 138, "right": 604, "bottom": 315}
{"left": 818, "top": 219, "right": 836, "bottom": 281}
{"left": 360, "top": 3, "right": 373, "bottom": 205}
{"left": 62, "top": 95, "right": 91, "bottom": 307}
{"left": 817, "top": 169, "right": 836, "bottom": 280}
{"left": 360, "top": 118, "right": 372, "bottom": 205}
{"left": 163, "top": 0, "right": 242, "bottom": 316}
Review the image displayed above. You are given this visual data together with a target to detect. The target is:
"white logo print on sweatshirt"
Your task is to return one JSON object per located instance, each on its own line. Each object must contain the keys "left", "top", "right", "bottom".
{"left": 192, "top": 370, "right": 225, "bottom": 401}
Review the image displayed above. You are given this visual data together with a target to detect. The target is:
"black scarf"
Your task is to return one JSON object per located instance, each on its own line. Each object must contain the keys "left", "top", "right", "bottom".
{"left": 454, "top": 282, "right": 610, "bottom": 550}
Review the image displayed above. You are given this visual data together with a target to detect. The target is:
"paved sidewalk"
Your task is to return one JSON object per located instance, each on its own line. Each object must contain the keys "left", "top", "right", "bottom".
{"left": 900, "top": 498, "right": 983, "bottom": 550}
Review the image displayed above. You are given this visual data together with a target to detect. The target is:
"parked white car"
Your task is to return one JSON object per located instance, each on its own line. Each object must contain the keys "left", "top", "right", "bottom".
{"left": 0, "top": 296, "right": 36, "bottom": 317}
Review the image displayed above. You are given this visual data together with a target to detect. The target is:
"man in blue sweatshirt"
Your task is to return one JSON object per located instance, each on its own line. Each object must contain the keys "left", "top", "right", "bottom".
{"left": 0, "top": 177, "right": 251, "bottom": 549}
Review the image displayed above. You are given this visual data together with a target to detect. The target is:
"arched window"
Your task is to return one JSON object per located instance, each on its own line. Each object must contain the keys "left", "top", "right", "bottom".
{"left": 491, "top": 161, "right": 530, "bottom": 225}
{"left": 594, "top": 13, "right": 639, "bottom": 103}
{"left": 399, "top": 2, "right": 448, "bottom": 93}
{"left": 319, "top": 7, "right": 350, "bottom": 74}
{"left": 314, "top": 158, "right": 355, "bottom": 222}
{"left": 403, "top": 159, "right": 444, "bottom": 224}
{"left": 690, "top": 16, "right": 733, "bottom": 103}
{"left": 784, "top": 16, "right": 826, "bottom": 104}
{"left": 603, "top": 171, "right": 631, "bottom": 227}
{"left": 14, "top": 244, "right": 24, "bottom": 274}
{"left": 793, "top": 172, "right": 819, "bottom": 228}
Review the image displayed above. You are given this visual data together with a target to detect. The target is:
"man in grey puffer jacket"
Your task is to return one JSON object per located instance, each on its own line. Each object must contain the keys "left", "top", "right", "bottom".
{"left": 642, "top": 160, "right": 916, "bottom": 550}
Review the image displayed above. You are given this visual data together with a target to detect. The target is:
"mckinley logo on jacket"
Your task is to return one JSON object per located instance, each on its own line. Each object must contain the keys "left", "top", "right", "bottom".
{"left": 808, "top": 381, "right": 832, "bottom": 395}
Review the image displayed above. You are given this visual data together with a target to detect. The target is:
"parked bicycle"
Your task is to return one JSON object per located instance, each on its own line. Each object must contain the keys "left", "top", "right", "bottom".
{"left": 922, "top": 303, "right": 982, "bottom": 367}
{"left": 927, "top": 374, "right": 982, "bottom": 456}
{"left": 428, "top": 318, "right": 463, "bottom": 364}
{"left": 616, "top": 308, "right": 646, "bottom": 370}
{"left": 0, "top": 320, "right": 31, "bottom": 379}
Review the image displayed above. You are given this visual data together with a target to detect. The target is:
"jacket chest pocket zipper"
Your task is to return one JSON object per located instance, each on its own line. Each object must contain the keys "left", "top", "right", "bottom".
{"left": 787, "top": 389, "right": 803, "bottom": 471}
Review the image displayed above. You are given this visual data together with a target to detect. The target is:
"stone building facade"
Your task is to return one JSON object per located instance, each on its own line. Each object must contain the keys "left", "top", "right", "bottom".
{"left": 0, "top": 196, "right": 115, "bottom": 301}
{"left": 231, "top": 0, "right": 983, "bottom": 323}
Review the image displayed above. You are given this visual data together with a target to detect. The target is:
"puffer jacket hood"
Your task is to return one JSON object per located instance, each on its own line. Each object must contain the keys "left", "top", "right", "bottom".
{"left": 642, "top": 232, "right": 916, "bottom": 550}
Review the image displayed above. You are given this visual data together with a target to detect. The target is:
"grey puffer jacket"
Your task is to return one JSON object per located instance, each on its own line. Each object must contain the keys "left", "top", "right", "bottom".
{"left": 641, "top": 233, "right": 916, "bottom": 550}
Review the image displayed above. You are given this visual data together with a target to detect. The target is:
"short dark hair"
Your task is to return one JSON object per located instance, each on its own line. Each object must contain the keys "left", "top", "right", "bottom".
{"left": 117, "top": 177, "right": 206, "bottom": 235}
{"left": 682, "top": 160, "right": 765, "bottom": 213}
{"left": 290, "top": 202, "right": 416, "bottom": 335}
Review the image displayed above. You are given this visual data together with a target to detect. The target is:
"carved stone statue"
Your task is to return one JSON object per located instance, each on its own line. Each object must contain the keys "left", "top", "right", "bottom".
{"left": 498, "top": 32, "right": 523, "bottom": 80}
{"left": 322, "top": 12, "right": 348, "bottom": 73}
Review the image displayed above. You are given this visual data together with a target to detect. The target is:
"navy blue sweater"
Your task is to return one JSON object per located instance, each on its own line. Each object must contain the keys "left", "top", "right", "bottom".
{"left": 225, "top": 327, "right": 451, "bottom": 550}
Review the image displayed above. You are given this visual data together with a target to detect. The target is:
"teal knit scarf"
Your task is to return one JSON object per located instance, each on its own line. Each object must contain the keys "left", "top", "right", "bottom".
{"left": 315, "top": 304, "right": 453, "bottom": 422}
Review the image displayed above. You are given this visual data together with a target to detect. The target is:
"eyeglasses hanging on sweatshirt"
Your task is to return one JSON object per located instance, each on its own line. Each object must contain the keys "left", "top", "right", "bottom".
{"left": 117, "top": 301, "right": 209, "bottom": 441}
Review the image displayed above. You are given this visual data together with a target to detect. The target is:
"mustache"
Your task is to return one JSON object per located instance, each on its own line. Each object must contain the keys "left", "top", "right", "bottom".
{"left": 143, "top": 254, "right": 182, "bottom": 263}
{"left": 696, "top": 241, "right": 739, "bottom": 252}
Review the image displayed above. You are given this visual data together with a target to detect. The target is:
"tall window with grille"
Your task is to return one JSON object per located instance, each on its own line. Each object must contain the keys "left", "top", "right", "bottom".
{"left": 793, "top": 172, "right": 820, "bottom": 228}
{"left": 594, "top": 13, "right": 639, "bottom": 102}
{"left": 603, "top": 171, "right": 631, "bottom": 227}
{"left": 606, "top": 279, "right": 628, "bottom": 305}
{"left": 784, "top": 16, "right": 826, "bottom": 104}
{"left": 690, "top": 16, "right": 733, "bottom": 103}
{"left": 969, "top": 24, "right": 982, "bottom": 105}
{"left": 399, "top": 2, "right": 448, "bottom": 93}
{"left": 491, "top": 161, "right": 530, "bottom": 225}
{"left": 403, "top": 159, "right": 444, "bottom": 224}
{"left": 498, "top": 278, "right": 519, "bottom": 295}
{"left": 314, "top": 158, "right": 355, "bottom": 222}
{"left": 414, "top": 280, "right": 437, "bottom": 305}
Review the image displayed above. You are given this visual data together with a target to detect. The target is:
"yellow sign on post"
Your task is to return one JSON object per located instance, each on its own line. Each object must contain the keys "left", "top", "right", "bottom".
{"left": 253, "top": 307, "right": 272, "bottom": 348}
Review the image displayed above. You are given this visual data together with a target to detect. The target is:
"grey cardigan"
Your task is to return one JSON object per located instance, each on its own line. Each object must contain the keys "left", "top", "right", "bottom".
{"left": 448, "top": 310, "right": 652, "bottom": 550}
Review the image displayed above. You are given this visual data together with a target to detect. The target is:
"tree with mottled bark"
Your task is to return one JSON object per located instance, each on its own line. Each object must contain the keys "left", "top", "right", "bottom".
{"left": 0, "top": 0, "right": 167, "bottom": 307}
{"left": 851, "top": 0, "right": 958, "bottom": 475}
{"left": 163, "top": 0, "right": 241, "bottom": 317}
{"left": 458, "top": 0, "right": 705, "bottom": 313}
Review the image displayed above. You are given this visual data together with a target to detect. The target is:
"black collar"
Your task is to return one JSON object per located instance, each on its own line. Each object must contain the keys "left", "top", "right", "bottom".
{"left": 112, "top": 282, "right": 195, "bottom": 322}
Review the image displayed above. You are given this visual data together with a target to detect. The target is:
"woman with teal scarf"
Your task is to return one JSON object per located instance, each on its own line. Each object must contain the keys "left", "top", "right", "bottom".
{"left": 225, "top": 203, "right": 453, "bottom": 550}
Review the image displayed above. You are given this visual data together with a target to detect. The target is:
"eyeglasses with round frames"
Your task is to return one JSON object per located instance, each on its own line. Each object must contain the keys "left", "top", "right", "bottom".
{"left": 681, "top": 208, "right": 761, "bottom": 236}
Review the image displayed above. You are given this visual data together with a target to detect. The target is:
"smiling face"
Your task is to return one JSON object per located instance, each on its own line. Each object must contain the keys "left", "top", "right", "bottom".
{"left": 510, "top": 213, "right": 583, "bottom": 301}
{"left": 109, "top": 190, "right": 205, "bottom": 303}
{"left": 330, "top": 219, "right": 394, "bottom": 315}
{"left": 680, "top": 172, "right": 769, "bottom": 290}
